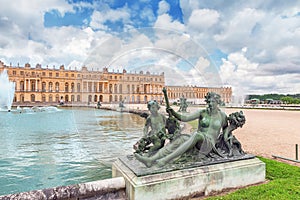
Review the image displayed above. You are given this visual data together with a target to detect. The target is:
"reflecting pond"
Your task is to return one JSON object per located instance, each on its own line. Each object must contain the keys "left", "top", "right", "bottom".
{"left": 0, "top": 107, "right": 144, "bottom": 195}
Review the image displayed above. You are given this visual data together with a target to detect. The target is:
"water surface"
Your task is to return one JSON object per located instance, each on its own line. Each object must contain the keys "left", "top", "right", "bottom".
{"left": 0, "top": 107, "right": 144, "bottom": 195}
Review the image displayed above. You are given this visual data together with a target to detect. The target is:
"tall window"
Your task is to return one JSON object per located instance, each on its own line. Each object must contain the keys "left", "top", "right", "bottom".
{"left": 55, "top": 82, "right": 59, "bottom": 92}
{"left": 71, "top": 83, "right": 75, "bottom": 92}
{"left": 88, "top": 82, "right": 92, "bottom": 92}
{"left": 42, "top": 95, "right": 46, "bottom": 102}
{"left": 119, "top": 84, "right": 122, "bottom": 93}
{"left": 31, "top": 81, "right": 35, "bottom": 91}
{"left": 99, "top": 83, "right": 103, "bottom": 92}
{"left": 49, "top": 82, "right": 53, "bottom": 92}
{"left": 77, "top": 83, "right": 81, "bottom": 92}
{"left": 55, "top": 95, "right": 59, "bottom": 102}
{"left": 31, "top": 94, "right": 35, "bottom": 102}
{"left": 65, "top": 83, "right": 69, "bottom": 92}
{"left": 109, "top": 84, "right": 113, "bottom": 93}
{"left": 42, "top": 82, "right": 46, "bottom": 92}
{"left": 94, "top": 83, "right": 97, "bottom": 92}
{"left": 20, "top": 94, "right": 24, "bottom": 102}
{"left": 20, "top": 81, "right": 24, "bottom": 91}
{"left": 114, "top": 84, "right": 117, "bottom": 93}
{"left": 49, "top": 95, "right": 53, "bottom": 102}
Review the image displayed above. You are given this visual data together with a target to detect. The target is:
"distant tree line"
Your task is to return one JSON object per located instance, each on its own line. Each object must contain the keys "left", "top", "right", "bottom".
{"left": 247, "top": 94, "right": 300, "bottom": 104}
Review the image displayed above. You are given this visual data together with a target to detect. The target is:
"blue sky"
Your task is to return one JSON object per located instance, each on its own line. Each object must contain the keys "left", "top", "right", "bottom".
{"left": 0, "top": 0, "right": 299, "bottom": 95}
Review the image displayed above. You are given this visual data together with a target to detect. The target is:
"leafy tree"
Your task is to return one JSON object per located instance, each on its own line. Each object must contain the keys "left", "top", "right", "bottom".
{"left": 247, "top": 94, "right": 300, "bottom": 104}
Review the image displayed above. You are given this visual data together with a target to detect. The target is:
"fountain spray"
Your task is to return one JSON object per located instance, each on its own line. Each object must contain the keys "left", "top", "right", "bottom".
{"left": 0, "top": 69, "right": 15, "bottom": 111}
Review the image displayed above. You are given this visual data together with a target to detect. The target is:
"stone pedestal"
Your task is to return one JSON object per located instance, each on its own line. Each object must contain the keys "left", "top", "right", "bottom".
{"left": 112, "top": 157, "right": 265, "bottom": 200}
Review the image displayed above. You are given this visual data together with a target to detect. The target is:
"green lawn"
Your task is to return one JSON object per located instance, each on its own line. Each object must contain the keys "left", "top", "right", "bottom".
{"left": 207, "top": 157, "right": 300, "bottom": 200}
{"left": 187, "top": 120, "right": 300, "bottom": 199}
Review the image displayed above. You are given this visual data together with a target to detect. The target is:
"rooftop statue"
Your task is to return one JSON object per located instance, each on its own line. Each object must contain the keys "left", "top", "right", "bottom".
{"left": 135, "top": 88, "right": 246, "bottom": 168}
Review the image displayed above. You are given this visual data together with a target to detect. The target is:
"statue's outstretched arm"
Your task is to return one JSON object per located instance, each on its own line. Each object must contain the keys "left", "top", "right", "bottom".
{"left": 169, "top": 108, "right": 201, "bottom": 122}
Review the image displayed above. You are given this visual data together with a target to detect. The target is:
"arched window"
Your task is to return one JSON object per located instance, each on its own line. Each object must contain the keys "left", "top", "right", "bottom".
{"left": 55, "top": 94, "right": 59, "bottom": 102}
{"left": 55, "top": 82, "right": 59, "bottom": 92}
{"left": 42, "top": 82, "right": 46, "bottom": 92}
{"left": 49, "top": 82, "right": 53, "bottom": 92}
{"left": 49, "top": 95, "right": 53, "bottom": 102}
{"left": 31, "top": 94, "right": 35, "bottom": 102}
{"left": 109, "top": 84, "right": 113, "bottom": 93}
{"left": 77, "top": 95, "right": 80, "bottom": 102}
{"left": 42, "top": 95, "right": 46, "bottom": 102}
{"left": 114, "top": 95, "right": 118, "bottom": 102}
{"left": 20, "top": 94, "right": 24, "bottom": 102}
{"left": 65, "top": 83, "right": 69, "bottom": 92}
{"left": 114, "top": 84, "right": 117, "bottom": 93}
{"left": 71, "top": 83, "right": 75, "bottom": 92}
{"left": 65, "top": 95, "right": 69, "bottom": 102}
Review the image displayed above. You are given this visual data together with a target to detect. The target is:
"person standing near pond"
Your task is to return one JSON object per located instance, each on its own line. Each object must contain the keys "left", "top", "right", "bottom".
{"left": 135, "top": 92, "right": 228, "bottom": 167}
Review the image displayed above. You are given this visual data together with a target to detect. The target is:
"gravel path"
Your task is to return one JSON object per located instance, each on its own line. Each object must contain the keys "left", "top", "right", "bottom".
{"left": 224, "top": 108, "right": 300, "bottom": 166}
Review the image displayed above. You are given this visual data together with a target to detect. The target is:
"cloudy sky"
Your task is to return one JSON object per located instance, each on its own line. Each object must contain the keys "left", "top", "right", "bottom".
{"left": 0, "top": 0, "right": 299, "bottom": 95}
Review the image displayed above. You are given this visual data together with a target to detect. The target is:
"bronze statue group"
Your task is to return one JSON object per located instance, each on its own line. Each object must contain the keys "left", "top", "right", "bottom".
{"left": 134, "top": 88, "right": 246, "bottom": 168}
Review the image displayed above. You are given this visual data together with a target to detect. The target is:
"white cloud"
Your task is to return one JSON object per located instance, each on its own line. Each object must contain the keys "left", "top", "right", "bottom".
{"left": 187, "top": 9, "right": 220, "bottom": 31}
{"left": 90, "top": 7, "right": 131, "bottom": 30}
{"left": 220, "top": 48, "right": 259, "bottom": 94}
{"left": 276, "top": 45, "right": 300, "bottom": 60}
{"left": 157, "top": 1, "right": 170, "bottom": 15}
{"left": 154, "top": 14, "right": 185, "bottom": 32}
{"left": 179, "top": 0, "right": 200, "bottom": 22}
{"left": 140, "top": 6, "right": 156, "bottom": 22}
{"left": 218, "top": 46, "right": 300, "bottom": 95}
{"left": 214, "top": 8, "right": 265, "bottom": 50}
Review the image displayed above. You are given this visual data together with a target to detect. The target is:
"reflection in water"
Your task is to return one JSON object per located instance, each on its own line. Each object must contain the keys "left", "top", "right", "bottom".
{"left": 0, "top": 108, "right": 145, "bottom": 195}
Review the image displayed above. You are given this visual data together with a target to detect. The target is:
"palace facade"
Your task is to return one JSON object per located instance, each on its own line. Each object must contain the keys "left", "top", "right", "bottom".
{"left": 0, "top": 61, "right": 232, "bottom": 105}
{"left": 165, "top": 85, "right": 232, "bottom": 104}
